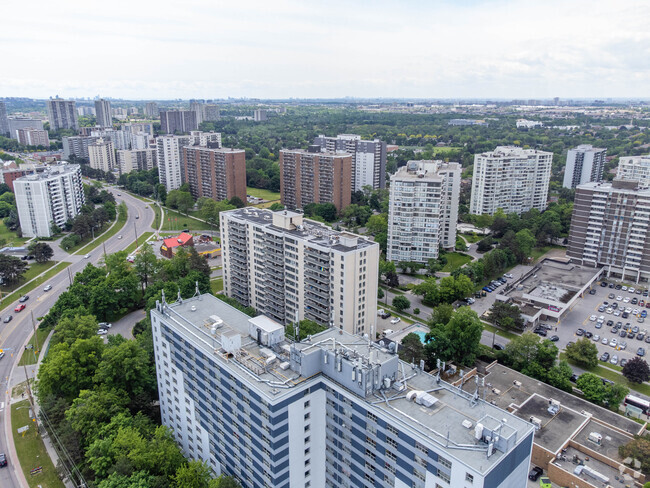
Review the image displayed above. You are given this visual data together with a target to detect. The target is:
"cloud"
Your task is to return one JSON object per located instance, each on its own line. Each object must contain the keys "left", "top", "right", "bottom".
{"left": 1, "top": 0, "right": 649, "bottom": 98}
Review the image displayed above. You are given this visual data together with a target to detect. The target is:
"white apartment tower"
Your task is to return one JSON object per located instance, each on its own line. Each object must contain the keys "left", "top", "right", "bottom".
{"left": 117, "top": 148, "right": 157, "bottom": 174}
{"left": 617, "top": 155, "right": 650, "bottom": 187}
{"left": 313, "top": 134, "right": 387, "bottom": 190}
{"left": 387, "top": 160, "right": 461, "bottom": 263}
{"left": 220, "top": 208, "right": 379, "bottom": 336}
{"left": 470, "top": 146, "right": 552, "bottom": 215}
{"left": 94, "top": 99, "right": 112, "bottom": 127}
{"left": 46, "top": 98, "right": 78, "bottom": 131}
{"left": 562, "top": 144, "right": 607, "bottom": 189}
{"left": 88, "top": 138, "right": 116, "bottom": 172}
{"left": 14, "top": 163, "right": 85, "bottom": 237}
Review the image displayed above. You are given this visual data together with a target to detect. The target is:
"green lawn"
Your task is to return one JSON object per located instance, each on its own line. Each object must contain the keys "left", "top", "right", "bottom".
{"left": 530, "top": 245, "right": 565, "bottom": 263}
{"left": 151, "top": 203, "right": 162, "bottom": 230}
{"left": 123, "top": 232, "right": 155, "bottom": 255}
{"left": 1, "top": 262, "right": 71, "bottom": 309}
{"left": 441, "top": 252, "right": 472, "bottom": 272}
{"left": 560, "top": 353, "right": 650, "bottom": 396}
{"left": 210, "top": 278, "right": 224, "bottom": 294}
{"left": 246, "top": 187, "right": 281, "bottom": 201}
{"left": 0, "top": 221, "right": 29, "bottom": 247}
{"left": 11, "top": 399, "right": 65, "bottom": 488}
{"left": 0, "top": 261, "right": 56, "bottom": 294}
{"left": 18, "top": 327, "right": 51, "bottom": 366}
{"left": 75, "top": 213, "right": 129, "bottom": 255}
{"left": 431, "top": 146, "right": 462, "bottom": 155}
{"left": 482, "top": 322, "right": 520, "bottom": 341}
{"left": 125, "top": 191, "right": 153, "bottom": 203}
{"left": 161, "top": 207, "right": 214, "bottom": 231}
{"left": 460, "top": 233, "right": 483, "bottom": 243}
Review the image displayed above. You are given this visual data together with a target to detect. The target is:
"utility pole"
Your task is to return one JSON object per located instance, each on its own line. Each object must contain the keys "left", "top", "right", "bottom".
{"left": 23, "top": 364, "right": 38, "bottom": 430}
{"left": 67, "top": 267, "right": 73, "bottom": 286}
{"left": 30, "top": 311, "right": 39, "bottom": 361}
{"left": 133, "top": 221, "right": 139, "bottom": 249}
{"left": 102, "top": 242, "right": 107, "bottom": 261}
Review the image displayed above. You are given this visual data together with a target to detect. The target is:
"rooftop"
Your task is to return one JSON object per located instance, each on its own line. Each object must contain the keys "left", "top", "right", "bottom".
{"left": 223, "top": 208, "right": 377, "bottom": 252}
{"left": 479, "top": 146, "right": 553, "bottom": 158}
{"left": 578, "top": 179, "right": 650, "bottom": 194}
{"left": 162, "top": 232, "right": 193, "bottom": 249}
{"left": 14, "top": 163, "right": 79, "bottom": 182}
{"left": 392, "top": 160, "right": 460, "bottom": 181}
{"left": 152, "top": 293, "right": 535, "bottom": 474}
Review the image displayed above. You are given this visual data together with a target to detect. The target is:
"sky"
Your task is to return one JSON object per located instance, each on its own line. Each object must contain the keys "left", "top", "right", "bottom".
{"left": 2, "top": 0, "right": 649, "bottom": 100}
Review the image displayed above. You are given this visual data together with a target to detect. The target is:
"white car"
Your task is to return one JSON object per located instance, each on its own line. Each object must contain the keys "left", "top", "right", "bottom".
{"left": 624, "top": 297, "right": 630, "bottom": 303}
{"left": 118, "top": 235, "right": 123, "bottom": 239}
{"left": 589, "top": 315, "right": 597, "bottom": 322}
{"left": 43, "top": 285, "right": 52, "bottom": 291}
{"left": 610, "top": 338, "right": 618, "bottom": 347}
{"left": 598, "top": 315, "right": 605, "bottom": 322}
{"left": 629, "top": 287, "right": 636, "bottom": 293}
{"left": 617, "top": 295, "right": 623, "bottom": 301}
{"left": 593, "top": 334, "right": 600, "bottom": 342}
{"left": 97, "top": 329, "right": 108, "bottom": 335}
{"left": 610, "top": 354, "right": 619, "bottom": 365}
{"left": 614, "top": 310, "right": 621, "bottom": 316}
{"left": 620, "top": 341, "right": 628, "bottom": 350}
{"left": 390, "top": 317, "right": 401, "bottom": 325}
{"left": 602, "top": 337, "right": 608, "bottom": 344}
{"left": 606, "top": 308, "right": 613, "bottom": 314}
{"left": 633, "top": 309, "right": 640, "bottom": 316}
{"left": 622, "top": 286, "right": 628, "bottom": 291}
{"left": 85, "top": 254, "right": 90, "bottom": 259}
{"left": 377, "top": 309, "right": 385, "bottom": 316}
{"left": 626, "top": 308, "right": 633, "bottom": 314}
{"left": 383, "top": 329, "right": 394, "bottom": 335}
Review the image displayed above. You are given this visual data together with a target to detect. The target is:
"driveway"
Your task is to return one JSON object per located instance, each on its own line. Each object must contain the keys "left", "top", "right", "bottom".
{"left": 107, "top": 309, "right": 146, "bottom": 340}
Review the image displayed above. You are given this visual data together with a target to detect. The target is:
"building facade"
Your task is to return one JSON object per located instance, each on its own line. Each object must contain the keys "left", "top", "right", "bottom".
{"left": 204, "top": 104, "right": 220, "bottom": 122}
{"left": 47, "top": 98, "right": 78, "bottom": 131}
{"left": 221, "top": 208, "right": 379, "bottom": 335}
{"left": 17, "top": 128, "right": 49, "bottom": 147}
{"left": 8, "top": 117, "right": 44, "bottom": 140}
{"left": 145, "top": 102, "right": 159, "bottom": 118}
{"left": 617, "top": 155, "right": 650, "bottom": 187}
{"left": 387, "top": 160, "right": 461, "bottom": 263}
{"left": 88, "top": 138, "right": 116, "bottom": 172}
{"left": 151, "top": 293, "right": 535, "bottom": 488}
{"left": 568, "top": 180, "right": 650, "bottom": 283}
{"left": 313, "top": 134, "right": 387, "bottom": 191}
{"left": 190, "top": 101, "right": 204, "bottom": 125}
{"left": 160, "top": 110, "right": 198, "bottom": 134}
{"left": 182, "top": 146, "right": 246, "bottom": 203}
{"left": 0, "top": 101, "right": 8, "bottom": 137}
{"left": 562, "top": 144, "right": 607, "bottom": 189}
{"left": 62, "top": 136, "right": 99, "bottom": 160}
{"left": 14, "top": 163, "right": 85, "bottom": 237}
{"left": 279, "top": 149, "right": 352, "bottom": 212}
{"left": 470, "top": 146, "right": 552, "bottom": 215}
{"left": 253, "top": 109, "right": 267, "bottom": 122}
{"left": 94, "top": 99, "right": 112, "bottom": 127}
{"left": 117, "top": 148, "right": 157, "bottom": 174}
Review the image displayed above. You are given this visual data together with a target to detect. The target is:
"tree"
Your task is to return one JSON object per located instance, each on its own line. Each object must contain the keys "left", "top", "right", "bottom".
{"left": 385, "top": 271, "right": 399, "bottom": 288}
{"left": 133, "top": 243, "right": 159, "bottom": 289}
{"left": 0, "top": 254, "right": 27, "bottom": 284}
{"left": 377, "top": 288, "right": 384, "bottom": 299}
{"left": 52, "top": 314, "right": 99, "bottom": 346}
{"left": 622, "top": 357, "right": 650, "bottom": 383}
{"left": 392, "top": 295, "right": 411, "bottom": 312}
{"left": 366, "top": 214, "right": 388, "bottom": 235}
{"left": 269, "top": 203, "right": 284, "bottom": 211}
{"left": 201, "top": 199, "right": 235, "bottom": 229}
{"left": 477, "top": 236, "right": 494, "bottom": 253}
{"left": 605, "top": 383, "right": 629, "bottom": 411}
{"left": 565, "top": 338, "right": 599, "bottom": 368}
{"left": 576, "top": 373, "right": 607, "bottom": 405}
{"left": 547, "top": 360, "right": 574, "bottom": 392}
{"left": 399, "top": 333, "right": 425, "bottom": 364}
{"left": 29, "top": 242, "right": 54, "bottom": 263}
{"left": 228, "top": 196, "right": 245, "bottom": 208}
{"left": 428, "top": 304, "right": 453, "bottom": 328}
{"left": 177, "top": 191, "right": 195, "bottom": 215}
{"left": 488, "top": 301, "right": 524, "bottom": 330}
{"left": 500, "top": 332, "right": 558, "bottom": 375}
{"left": 620, "top": 437, "right": 650, "bottom": 476}
{"left": 425, "top": 307, "right": 483, "bottom": 367}
{"left": 173, "top": 460, "right": 213, "bottom": 488}
{"left": 514, "top": 229, "right": 536, "bottom": 263}
{"left": 65, "top": 388, "right": 130, "bottom": 443}
{"left": 413, "top": 278, "right": 440, "bottom": 306}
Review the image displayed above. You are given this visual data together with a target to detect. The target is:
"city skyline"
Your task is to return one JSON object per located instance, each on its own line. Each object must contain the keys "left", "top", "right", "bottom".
{"left": 2, "top": 0, "right": 649, "bottom": 99}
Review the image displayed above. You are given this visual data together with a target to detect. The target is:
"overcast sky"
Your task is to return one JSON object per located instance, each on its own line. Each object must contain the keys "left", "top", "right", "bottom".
{"left": 2, "top": 0, "right": 649, "bottom": 100}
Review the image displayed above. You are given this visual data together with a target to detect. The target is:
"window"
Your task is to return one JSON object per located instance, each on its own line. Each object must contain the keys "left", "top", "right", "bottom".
{"left": 304, "top": 400, "right": 310, "bottom": 408}
{"left": 465, "top": 473, "right": 474, "bottom": 483}
{"left": 439, "top": 455, "right": 452, "bottom": 470}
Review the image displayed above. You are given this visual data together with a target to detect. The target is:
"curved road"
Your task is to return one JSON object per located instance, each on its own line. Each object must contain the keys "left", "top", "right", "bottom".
{"left": 0, "top": 189, "right": 155, "bottom": 488}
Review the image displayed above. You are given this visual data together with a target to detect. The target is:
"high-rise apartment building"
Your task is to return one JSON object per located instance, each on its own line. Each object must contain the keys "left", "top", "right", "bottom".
{"left": 189, "top": 100, "right": 204, "bottom": 125}
{"left": 90, "top": 128, "right": 131, "bottom": 150}
{"left": 470, "top": 146, "right": 552, "bottom": 215}
{"left": 313, "top": 134, "right": 387, "bottom": 191}
{"left": 14, "top": 163, "right": 85, "bottom": 237}
{"left": 160, "top": 110, "right": 197, "bottom": 134}
{"left": 156, "top": 131, "right": 222, "bottom": 192}
{"left": 221, "top": 208, "right": 379, "bottom": 334}
{"left": 568, "top": 180, "right": 650, "bottom": 283}
{"left": 253, "top": 109, "right": 267, "bottom": 122}
{"left": 182, "top": 146, "right": 246, "bottom": 203}
{"left": 62, "top": 136, "right": 100, "bottom": 160}
{"left": 616, "top": 155, "right": 650, "bottom": 187}
{"left": 117, "top": 148, "right": 157, "bottom": 174}
{"left": 387, "top": 160, "right": 461, "bottom": 263}
{"left": 562, "top": 144, "right": 607, "bottom": 189}
{"left": 77, "top": 106, "right": 95, "bottom": 117}
{"left": 8, "top": 117, "right": 44, "bottom": 140}
{"left": 279, "top": 148, "right": 352, "bottom": 212}
{"left": 47, "top": 98, "right": 78, "bottom": 131}
{"left": 88, "top": 138, "right": 116, "bottom": 172}
{"left": 0, "top": 101, "right": 9, "bottom": 137}
{"left": 17, "top": 128, "right": 49, "bottom": 147}
{"left": 204, "top": 104, "right": 220, "bottom": 122}
{"left": 94, "top": 99, "right": 112, "bottom": 127}
{"left": 151, "top": 293, "right": 535, "bottom": 488}
{"left": 145, "top": 102, "right": 159, "bottom": 118}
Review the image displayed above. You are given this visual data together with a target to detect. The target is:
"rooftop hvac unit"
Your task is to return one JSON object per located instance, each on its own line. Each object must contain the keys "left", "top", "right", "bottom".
{"left": 530, "top": 416, "right": 542, "bottom": 430}
{"left": 474, "top": 423, "right": 484, "bottom": 440}
{"left": 279, "top": 361, "right": 290, "bottom": 370}
{"left": 513, "top": 380, "right": 522, "bottom": 387}
{"left": 462, "top": 419, "right": 473, "bottom": 429}
{"left": 383, "top": 377, "right": 392, "bottom": 389}
{"left": 588, "top": 432, "right": 602, "bottom": 445}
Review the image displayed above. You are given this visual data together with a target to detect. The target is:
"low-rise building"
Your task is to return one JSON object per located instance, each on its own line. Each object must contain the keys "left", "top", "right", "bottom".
{"left": 160, "top": 232, "right": 194, "bottom": 259}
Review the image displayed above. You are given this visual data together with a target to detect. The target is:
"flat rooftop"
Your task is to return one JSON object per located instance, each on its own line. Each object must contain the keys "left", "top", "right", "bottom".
{"left": 478, "top": 363, "right": 642, "bottom": 454}
{"left": 224, "top": 208, "right": 377, "bottom": 252}
{"left": 153, "top": 294, "right": 535, "bottom": 474}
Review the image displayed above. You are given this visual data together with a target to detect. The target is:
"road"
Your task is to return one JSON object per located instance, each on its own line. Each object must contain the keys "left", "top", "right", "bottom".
{"left": 0, "top": 189, "right": 155, "bottom": 488}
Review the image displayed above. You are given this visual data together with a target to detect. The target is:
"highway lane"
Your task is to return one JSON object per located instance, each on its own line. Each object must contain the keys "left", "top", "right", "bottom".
{"left": 0, "top": 190, "right": 155, "bottom": 488}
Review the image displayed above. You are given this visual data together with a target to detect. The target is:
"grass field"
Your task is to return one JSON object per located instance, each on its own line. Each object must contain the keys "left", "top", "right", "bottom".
{"left": 76, "top": 212, "right": 129, "bottom": 256}
{"left": 152, "top": 203, "right": 162, "bottom": 230}
{"left": 0, "top": 261, "right": 56, "bottom": 294}
{"left": 1, "top": 261, "right": 71, "bottom": 309}
{"left": 441, "top": 252, "right": 472, "bottom": 272}
{"left": 0, "top": 221, "right": 29, "bottom": 247}
{"left": 530, "top": 245, "right": 565, "bottom": 263}
{"left": 11, "top": 399, "right": 65, "bottom": 488}
{"left": 18, "top": 327, "right": 51, "bottom": 366}
{"left": 482, "top": 322, "right": 520, "bottom": 341}
{"left": 460, "top": 233, "right": 483, "bottom": 243}
{"left": 123, "top": 232, "right": 155, "bottom": 255}
{"left": 431, "top": 146, "right": 462, "bottom": 155}
{"left": 211, "top": 278, "right": 224, "bottom": 294}
{"left": 246, "top": 187, "right": 281, "bottom": 201}
{"left": 161, "top": 207, "right": 213, "bottom": 231}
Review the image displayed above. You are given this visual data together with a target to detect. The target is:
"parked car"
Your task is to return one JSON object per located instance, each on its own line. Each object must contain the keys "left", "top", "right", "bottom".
{"left": 0, "top": 453, "right": 6, "bottom": 467}
{"left": 534, "top": 328, "right": 547, "bottom": 337}
{"left": 621, "top": 358, "right": 629, "bottom": 368}
{"left": 97, "top": 329, "right": 108, "bottom": 335}
{"left": 598, "top": 306, "right": 605, "bottom": 313}
{"left": 549, "top": 335, "right": 559, "bottom": 342}
{"left": 610, "top": 355, "right": 619, "bottom": 365}
{"left": 576, "top": 328, "right": 585, "bottom": 336}
{"left": 610, "top": 338, "right": 618, "bottom": 347}
{"left": 602, "top": 337, "right": 608, "bottom": 344}
{"left": 493, "top": 343, "right": 505, "bottom": 351}
{"left": 585, "top": 331, "right": 593, "bottom": 339}
{"left": 98, "top": 322, "right": 112, "bottom": 329}
{"left": 528, "top": 467, "right": 543, "bottom": 481}
{"left": 589, "top": 315, "right": 597, "bottom": 322}
{"left": 592, "top": 334, "right": 600, "bottom": 342}
{"left": 638, "top": 348, "right": 646, "bottom": 357}
{"left": 390, "top": 317, "right": 401, "bottom": 325}
{"left": 570, "top": 373, "right": 579, "bottom": 383}
{"left": 600, "top": 281, "right": 608, "bottom": 287}
{"left": 600, "top": 352, "right": 610, "bottom": 362}
{"left": 589, "top": 289, "right": 596, "bottom": 295}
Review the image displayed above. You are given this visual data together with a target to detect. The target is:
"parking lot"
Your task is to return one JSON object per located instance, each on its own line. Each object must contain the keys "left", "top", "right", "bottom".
{"left": 552, "top": 280, "right": 650, "bottom": 368}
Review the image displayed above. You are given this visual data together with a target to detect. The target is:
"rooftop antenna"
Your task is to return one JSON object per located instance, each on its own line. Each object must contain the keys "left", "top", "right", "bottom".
{"left": 293, "top": 310, "right": 300, "bottom": 341}
{"left": 161, "top": 289, "right": 167, "bottom": 307}
{"left": 194, "top": 280, "right": 201, "bottom": 298}
{"left": 177, "top": 288, "right": 182, "bottom": 304}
